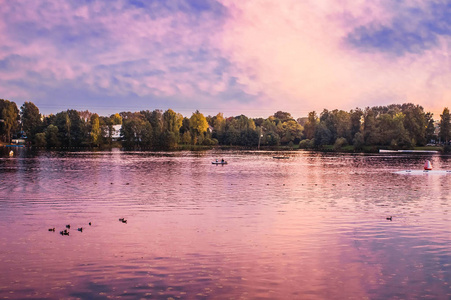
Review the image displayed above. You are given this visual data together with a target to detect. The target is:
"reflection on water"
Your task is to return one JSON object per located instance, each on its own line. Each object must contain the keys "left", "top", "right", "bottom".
{"left": 0, "top": 149, "right": 450, "bottom": 299}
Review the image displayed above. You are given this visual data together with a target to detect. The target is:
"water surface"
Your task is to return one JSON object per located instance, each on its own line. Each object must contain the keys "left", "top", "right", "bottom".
{"left": 0, "top": 149, "right": 450, "bottom": 299}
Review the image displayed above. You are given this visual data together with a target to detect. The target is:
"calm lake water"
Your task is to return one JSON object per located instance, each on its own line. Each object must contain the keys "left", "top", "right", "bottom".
{"left": 0, "top": 149, "right": 450, "bottom": 299}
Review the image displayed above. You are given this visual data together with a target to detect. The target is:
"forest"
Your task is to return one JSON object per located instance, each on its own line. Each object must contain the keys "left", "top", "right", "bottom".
{"left": 1, "top": 99, "right": 450, "bottom": 151}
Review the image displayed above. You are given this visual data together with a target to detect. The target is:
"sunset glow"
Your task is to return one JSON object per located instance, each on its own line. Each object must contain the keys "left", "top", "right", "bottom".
{"left": 0, "top": 0, "right": 449, "bottom": 117}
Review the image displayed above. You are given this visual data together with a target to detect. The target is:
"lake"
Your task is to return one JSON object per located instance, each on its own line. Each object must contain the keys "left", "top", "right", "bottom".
{"left": 0, "top": 149, "right": 450, "bottom": 299}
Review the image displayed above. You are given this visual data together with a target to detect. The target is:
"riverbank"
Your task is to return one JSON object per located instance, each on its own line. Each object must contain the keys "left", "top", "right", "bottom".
{"left": 3, "top": 142, "right": 449, "bottom": 153}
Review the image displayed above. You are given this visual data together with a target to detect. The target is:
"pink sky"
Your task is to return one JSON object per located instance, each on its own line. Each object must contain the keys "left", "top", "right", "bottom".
{"left": 0, "top": 0, "right": 449, "bottom": 118}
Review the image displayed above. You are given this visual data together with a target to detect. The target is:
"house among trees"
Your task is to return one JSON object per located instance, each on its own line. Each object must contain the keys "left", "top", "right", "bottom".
{"left": 111, "top": 124, "right": 122, "bottom": 141}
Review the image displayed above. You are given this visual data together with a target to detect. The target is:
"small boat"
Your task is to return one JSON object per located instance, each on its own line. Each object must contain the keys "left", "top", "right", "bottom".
{"left": 379, "top": 149, "right": 439, "bottom": 153}
{"left": 394, "top": 170, "right": 451, "bottom": 175}
{"left": 273, "top": 156, "right": 289, "bottom": 159}
{"left": 212, "top": 160, "right": 227, "bottom": 165}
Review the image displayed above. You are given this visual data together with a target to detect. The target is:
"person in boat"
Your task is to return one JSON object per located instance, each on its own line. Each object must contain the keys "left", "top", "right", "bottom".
{"left": 221, "top": 159, "right": 225, "bottom": 163}
{"left": 216, "top": 159, "right": 218, "bottom": 163}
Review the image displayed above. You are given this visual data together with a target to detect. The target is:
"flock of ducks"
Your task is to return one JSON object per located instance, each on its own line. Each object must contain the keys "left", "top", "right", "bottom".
{"left": 49, "top": 219, "right": 127, "bottom": 236}
{"left": 48, "top": 222, "right": 92, "bottom": 236}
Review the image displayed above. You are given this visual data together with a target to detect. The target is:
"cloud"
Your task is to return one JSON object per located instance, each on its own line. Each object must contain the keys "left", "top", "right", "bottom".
{"left": 346, "top": 1, "right": 451, "bottom": 55}
{"left": 0, "top": 0, "right": 449, "bottom": 117}
{"left": 0, "top": 0, "right": 249, "bottom": 114}
{"left": 217, "top": 0, "right": 451, "bottom": 116}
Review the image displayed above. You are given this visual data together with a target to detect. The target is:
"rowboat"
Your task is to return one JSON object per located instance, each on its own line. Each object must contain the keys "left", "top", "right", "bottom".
{"left": 212, "top": 161, "right": 227, "bottom": 165}
{"left": 273, "top": 156, "right": 289, "bottom": 159}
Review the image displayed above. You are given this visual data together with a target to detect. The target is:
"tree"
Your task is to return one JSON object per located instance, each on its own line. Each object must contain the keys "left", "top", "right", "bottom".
{"left": 20, "top": 101, "right": 42, "bottom": 143}
{"left": 353, "top": 132, "right": 364, "bottom": 151}
{"left": 67, "top": 109, "right": 86, "bottom": 147}
{"left": 189, "top": 110, "right": 208, "bottom": 144}
{"left": 90, "top": 114, "right": 101, "bottom": 147}
{"left": 402, "top": 104, "right": 426, "bottom": 146}
{"left": 45, "top": 124, "right": 60, "bottom": 147}
{"left": 280, "top": 119, "right": 303, "bottom": 144}
{"left": 121, "top": 117, "right": 148, "bottom": 148}
{"left": 163, "top": 109, "right": 183, "bottom": 144}
{"left": 350, "top": 108, "right": 363, "bottom": 138}
{"left": 54, "top": 111, "right": 71, "bottom": 146}
{"left": 181, "top": 131, "right": 192, "bottom": 144}
{"left": 0, "top": 99, "right": 19, "bottom": 143}
{"left": 35, "top": 132, "right": 47, "bottom": 147}
{"left": 110, "top": 113, "right": 122, "bottom": 125}
{"left": 303, "top": 111, "right": 318, "bottom": 140}
{"left": 273, "top": 111, "right": 292, "bottom": 122}
{"left": 314, "top": 122, "right": 333, "bottom": 146}
{"left": 142, "top": 110, "right": 163, "bottom": 144}
{"left": 425, "top": 112, "right": 436, "bottom": 143}
{"left": 213, "top": 113, "right": 225, "bottom": 132}
{"left": 363, "top": 108, "right": 379, "bottom": 145}
{"left": 439, "top": 107, "right": 450, "bottom": 144}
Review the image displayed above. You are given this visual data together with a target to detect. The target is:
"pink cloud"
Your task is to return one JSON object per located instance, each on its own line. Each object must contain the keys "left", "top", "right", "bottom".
{"left": 217, "top": 0, "right": 450, "bottom": 116}
{"left": 0, "top": 0, "right": 448, "bottom": 117}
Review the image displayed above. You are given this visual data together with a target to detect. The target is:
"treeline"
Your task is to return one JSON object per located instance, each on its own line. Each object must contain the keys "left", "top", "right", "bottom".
{"left": 0, "top": 99, "right": 450, "bottom": 150}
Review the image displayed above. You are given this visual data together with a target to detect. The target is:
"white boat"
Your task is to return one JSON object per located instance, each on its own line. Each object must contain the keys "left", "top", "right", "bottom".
{"left": 212, "top": 161, "right": 227, "bottom": 165}
{"left": 379, "top": 149, "right": 439, "bottom": 153}
{"left": 394, "top": 170, "right": 451, "bottom": 175}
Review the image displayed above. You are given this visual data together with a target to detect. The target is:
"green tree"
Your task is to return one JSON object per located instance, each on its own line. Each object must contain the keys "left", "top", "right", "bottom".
{"left": 90, "top": 114, "right": 101, "bottom": 147}
{"left": 402, "top": 103, "right": 426, "bottom": 146}
{"left": 363, "top": 108, "right": 379, "bottom": 145}
{"left": 54, "top": 111, "right": 71, "bottom": 146}
{"left": 350, "top": 108, "right": 363, "bottom": 138}
{"left": 35, "top": 132, "right": 47, "bottom": 147}
{"left": 439, "top": 107, "right": 450, "bottom": 144}
{"left": 303, "top": 111, "right": 318, "bottom": 140}
{"left": 121, "top": 117, "right": 148, "bottom": 148}
{"left": 353, "top": 132, "right": 364, "bottom": 151}
{"left": 142, "top": 110, "right": 163, "bottom": 145}
{"left": 67, "top": 110, "right": 86, "bottom": 147}
{"left": 314, "top": 122, "right": 332, "bottom": 146}
{"left": 20, "top": 101, "right": 42, "bottom": 143}
{"left": 181, "top": 131, "right": 192, "bottom": 144}
{"left": 45, "top": 124, "right": 60, "bottom": 147}
{"left": 0, "top": 99, "right": 19, "bottom": 143}
{"left": 280, "top": 119, "right": 303, "bottom": 144}
{"left": 273, "top": 111, "right": 292, "bottom": 122}
{"left": 425, "top": 112, "right": 436, "bottom": 143}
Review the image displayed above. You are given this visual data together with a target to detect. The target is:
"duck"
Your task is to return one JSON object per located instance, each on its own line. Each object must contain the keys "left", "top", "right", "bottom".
{"left": 119, "top": 218, "right": 124, "bottom": 222}
{"left": 60, "top": 229, "right": 69, "bottom": 235}
{"left": 89, "top": 222, "right": 92, "bottom": 226}
{"left": 48, "top": 228, "right": 55, "bottom": 232}
{"left": 66, "top": 224, "right": 70, "bottom": 229}
{"left": 386, "top": 216, "right": 392, "bottom": 221}
{"left": 121, "top": 219, "right": 127, "bottom": 223}
{"left": 77, "top": 227, "right": 83, "bottom": 232}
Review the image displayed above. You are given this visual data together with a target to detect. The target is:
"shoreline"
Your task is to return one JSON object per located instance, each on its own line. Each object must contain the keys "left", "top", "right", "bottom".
{"left": 2, "top": 143, "right": 448, "bottom": 154}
